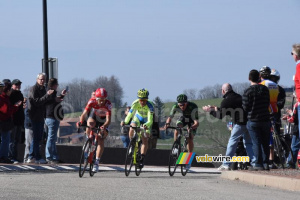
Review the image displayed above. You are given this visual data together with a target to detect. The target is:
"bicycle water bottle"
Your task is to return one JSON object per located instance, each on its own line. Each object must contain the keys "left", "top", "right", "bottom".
{"left": 297, "top": 150, "right": 300, "bottom": 168}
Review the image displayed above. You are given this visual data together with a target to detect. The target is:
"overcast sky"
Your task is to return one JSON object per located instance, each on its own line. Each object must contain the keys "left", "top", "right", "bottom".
{"left": 1, "top": 0, "right": 299, "bottom": 104}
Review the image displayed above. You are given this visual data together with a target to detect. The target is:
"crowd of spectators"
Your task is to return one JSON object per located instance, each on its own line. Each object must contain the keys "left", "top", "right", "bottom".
{"left": 0, "top": 73, "right": 67, "bottom": 164}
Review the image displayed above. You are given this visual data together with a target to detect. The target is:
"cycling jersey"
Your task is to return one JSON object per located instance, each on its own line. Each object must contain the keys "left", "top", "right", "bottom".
{"left": 124, "top": 99, "right": 154, "bottom": 129}
{"left": 260, "top": 79, "right": 279, "bottom": 113}
{"left": 84, "top": 97, "right": 112, "bottom": 117}
{"left": 169, "top": 101, "right": 199, "bottom": 120}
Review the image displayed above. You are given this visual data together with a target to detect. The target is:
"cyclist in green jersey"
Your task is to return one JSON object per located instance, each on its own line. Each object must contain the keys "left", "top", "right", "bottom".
{"left": 165, "top": 94, "right": 199, "bottom": 169}
{"left": 124, "top": 88, "right": 154, "bottom": 168}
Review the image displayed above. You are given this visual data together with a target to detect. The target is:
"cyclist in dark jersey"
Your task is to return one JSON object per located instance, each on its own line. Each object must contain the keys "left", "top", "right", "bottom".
{"left": 165, "top": 94, "right": 199, "bottom": 169}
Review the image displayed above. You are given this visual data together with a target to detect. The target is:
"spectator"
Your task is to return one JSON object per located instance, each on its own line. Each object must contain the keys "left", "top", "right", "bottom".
{"left": 282, "top": 94, "right": 300, "bottom": 169}
{"left": 203, "top": 83, "right": 255, "bottom": 171}
{"left": 292, "top": 43, "right": 300, "bottom": 138}
{"left": 8, "top": 79, "right": 25, "bottom": 164}
{"left": 45, "top": 78, "right": 67, "bottom": 164}
{"left": 120, "top": 106, "right": 131, "bottom": 148}
{"left": 23, "top": 98, "right": 33, "bottom": 163}
{"left": 27, "top": 73, "right": 54, "bottom": 164}
{"left": 148, "top": 113, "right": 160, "bottom": 149}
{"left": 242, "top": 70, "right": 270, "bottom": 170}
{"left": 0, "top": 79, "right": 22, "bottom": 163}
{"left": 0, "top": 81, "right": 4, "bottom": 94}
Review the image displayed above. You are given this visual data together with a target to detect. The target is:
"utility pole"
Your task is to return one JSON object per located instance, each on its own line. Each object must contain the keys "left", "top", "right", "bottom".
{"left": 42, "top": 0, "right": 49, "bottom": 83}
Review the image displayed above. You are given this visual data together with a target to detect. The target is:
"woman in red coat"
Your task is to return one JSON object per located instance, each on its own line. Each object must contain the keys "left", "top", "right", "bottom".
{"left": 0, "top": 79, "right": 22, "bottom": 163}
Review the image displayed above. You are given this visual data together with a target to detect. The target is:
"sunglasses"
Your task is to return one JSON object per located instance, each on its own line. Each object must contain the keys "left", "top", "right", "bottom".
{"left": 96, "top": 98, "right": 106, "bottom": 101}
{"left": 178, "top": 103, "right": 186, "bottom": 107}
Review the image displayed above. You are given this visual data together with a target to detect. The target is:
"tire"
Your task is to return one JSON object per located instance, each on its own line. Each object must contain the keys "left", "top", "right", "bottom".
{"left": 273, "top": 134, "right": 285, "bottom": 169}
{"left": 280, "top": 137, "right": 294, "bottom": 165}
{"left": 181, "top": 141, "right": 188, "bottom": 176}
{"left": 125, "top": 141, "right": 134, "bottom": 177}
{"left": 89, "top": 142, "right": 97, "bottom": 177}
{"left": 79, "top": 139, "right": 90, "bottom": 178}
{"left": 168, "top": 142, "right": 180, "bottom": 176}
{"left": 135, "top": 141, "right": 142, "bottom": 176}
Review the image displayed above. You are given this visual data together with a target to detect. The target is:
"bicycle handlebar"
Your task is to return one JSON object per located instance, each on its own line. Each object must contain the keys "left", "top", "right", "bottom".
{"left": 77, "top": 125, "right": 104, "bottom": 134}
{"left": 166, "top": 126, "right": 189, "bottom": 132}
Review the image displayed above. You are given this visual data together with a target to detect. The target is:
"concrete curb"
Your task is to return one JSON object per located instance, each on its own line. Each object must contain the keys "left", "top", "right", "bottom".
{"left": 221, "top": 171, "right": 300, "bottom": 192}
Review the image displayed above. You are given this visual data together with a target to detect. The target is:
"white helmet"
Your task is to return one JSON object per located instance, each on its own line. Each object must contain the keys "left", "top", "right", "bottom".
{"left": 270, "top": 69, "right": 280, "bottom": 77}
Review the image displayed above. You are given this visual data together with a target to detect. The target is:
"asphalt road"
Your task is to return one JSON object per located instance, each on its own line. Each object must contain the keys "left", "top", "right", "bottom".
{"left": 0, "top": 171, "right": 299, "bottom": 200}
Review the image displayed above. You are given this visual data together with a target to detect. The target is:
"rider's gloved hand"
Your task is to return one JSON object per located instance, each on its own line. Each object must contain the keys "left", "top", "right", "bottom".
{"left": 76, "top": 121, "right": 82, "bottom": 128}
{"left": 164, "top": 123, "right": 170, "bottom": 129}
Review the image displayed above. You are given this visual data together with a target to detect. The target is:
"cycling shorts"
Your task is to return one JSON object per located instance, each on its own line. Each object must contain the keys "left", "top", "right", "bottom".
{"left": 131, "top": 116, "right": 151, "bottom": 134}
{"left": 176, "top": 116, "right": 196, "bottom": 135}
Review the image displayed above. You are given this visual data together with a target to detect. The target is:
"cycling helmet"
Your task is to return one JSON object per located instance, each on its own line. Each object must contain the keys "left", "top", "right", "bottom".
{"left": 95, "top": 88, "right": 107, "bottom": 98}
{"left": 137, "top": 88, "right": 149, "bottom": 99}
{"left": 177, "top": 94, "right": 187, "bottom": 103}
{"left": 259, "top": 66, "right": 271, "bottom": 76}
{"left": 270, "top": 69, "right": 280, "bottom": 83}
{"left": 270, "top": 69, "right": 280, "bottom": 78}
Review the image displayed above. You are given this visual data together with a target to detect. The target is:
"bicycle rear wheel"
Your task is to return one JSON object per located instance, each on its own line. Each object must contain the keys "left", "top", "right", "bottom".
{"left": 135, "top": 141, "right": 142, "bottom": 176}
{"left": 79, "top": 139, "right": 90, "bottom": 178}
{"left": 273, "top": 135, "right": 285, "bottom": 169}
{"left": 168, "top": 142, "right": 180, "bottom": 176}
{"left": 125, "top": 141, "right": 134, "bottom": 177}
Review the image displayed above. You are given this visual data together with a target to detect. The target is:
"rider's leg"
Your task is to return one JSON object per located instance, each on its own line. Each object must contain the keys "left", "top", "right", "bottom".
{"left": 187, "top": 134, "right": 194, "bottom": 153}
{"left": 96, "top": 130, "right": 108, "bottom": 159}
{"left": 141, "top": 133, "right": 149, "bottom": 155}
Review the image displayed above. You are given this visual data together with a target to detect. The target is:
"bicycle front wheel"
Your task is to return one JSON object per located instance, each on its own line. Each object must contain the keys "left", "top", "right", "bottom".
{"left": 125, "top": 141, "right": 134, "bottom": 177}
{"left": 181, "top": 142, "right": 188, "bottom": 176}
{"left": 135, "top": 141, "right": 142, "bottom": 176}
{"left": 168, "top": 142, "right": 180, "bottom": 176}
{"left": 89, "top": 142, "right": 97, "bottom": 177}
{"left": 79, "top": 139, "right": 90, "bottom": 178}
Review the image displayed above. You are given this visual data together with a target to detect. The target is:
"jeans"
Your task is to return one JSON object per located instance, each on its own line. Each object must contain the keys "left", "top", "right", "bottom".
{"left": 24, "top": 128, "right": 33, "bottom": 161}
{"left": 247, "top": 121, "right": 270, "bottom": 168}
{"left": 30, "top": 121, "right": 45, "bottom": 160}
{"left": 223, "top": 124, "right": 256, "bottom": 167}
{"left": 0, "top": 130, "right": 11, "bottom": 158}
{"left": 9, "top": 125, "right": 22, "bottom": 160}
{"left": 120, "top": 135, "right": 130, "bottom": 148}
{"left": 287, "top": 134, "right": 300, "bottom": 165}
{"left": 45, "top": 118, "right": 60, "bottom": 161}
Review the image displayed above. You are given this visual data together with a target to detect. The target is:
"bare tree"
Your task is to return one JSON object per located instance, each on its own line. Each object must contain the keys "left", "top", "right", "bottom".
{"left": 183, "top": 88, "right": 197, "bottom": 100}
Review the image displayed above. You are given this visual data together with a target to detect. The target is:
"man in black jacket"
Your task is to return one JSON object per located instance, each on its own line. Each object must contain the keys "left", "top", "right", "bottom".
{"left": 27, "top": 73, "right": 54, "bottom": 164}
{"left": 203, "top": 83, "right": 255, "bottom": 171}
{"left": 243, "top": 70, "right": 270, "bottom": 170}
{"left": 9, "top": 79, "right": 25, "bottom": 163}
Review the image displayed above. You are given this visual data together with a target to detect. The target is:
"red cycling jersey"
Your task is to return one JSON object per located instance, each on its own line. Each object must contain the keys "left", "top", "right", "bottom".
{"left": 84, "top": 97, "right": 112, "bottom": 117}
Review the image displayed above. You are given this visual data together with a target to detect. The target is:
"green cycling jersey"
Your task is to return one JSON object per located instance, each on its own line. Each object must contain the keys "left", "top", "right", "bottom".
{"left": 124, "top": 99, "right": 154, "bottom": 129}
{"left": 169, "top": 101, "right": 199, "bottom": 120}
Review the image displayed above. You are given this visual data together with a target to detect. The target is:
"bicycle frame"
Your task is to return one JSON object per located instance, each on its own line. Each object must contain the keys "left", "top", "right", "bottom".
{"left": 127, "top": 125, "right": 147, "bottom": 165}
{"left": 166, "top": 126, "right": 190, "bottom": 176}
{"left": 78, "top": 125, "right": 104, "bottom": 178}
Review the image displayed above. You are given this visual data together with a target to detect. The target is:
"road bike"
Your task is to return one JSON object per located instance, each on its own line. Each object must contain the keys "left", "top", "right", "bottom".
{"left": 166, "top": 126, "right": 190, "bottom": 176}
{"left": 124, "top": 125, "right": 148, "bottom": 177}
{"left": 78, "top": 125, "right": 104, "bottom": 178}
{"left": 271, "top": 117, "right": 294, "bottom": 169}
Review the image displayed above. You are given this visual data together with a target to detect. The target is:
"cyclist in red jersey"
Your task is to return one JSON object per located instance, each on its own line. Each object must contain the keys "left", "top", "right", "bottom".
{"left": 77, "top": 88, "right": 112, "bottom": 172}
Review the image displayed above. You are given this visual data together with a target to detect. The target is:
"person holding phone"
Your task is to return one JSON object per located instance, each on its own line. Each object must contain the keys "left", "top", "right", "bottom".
{"left": 44, "top": 78, "right": 67, "bottom": 164}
